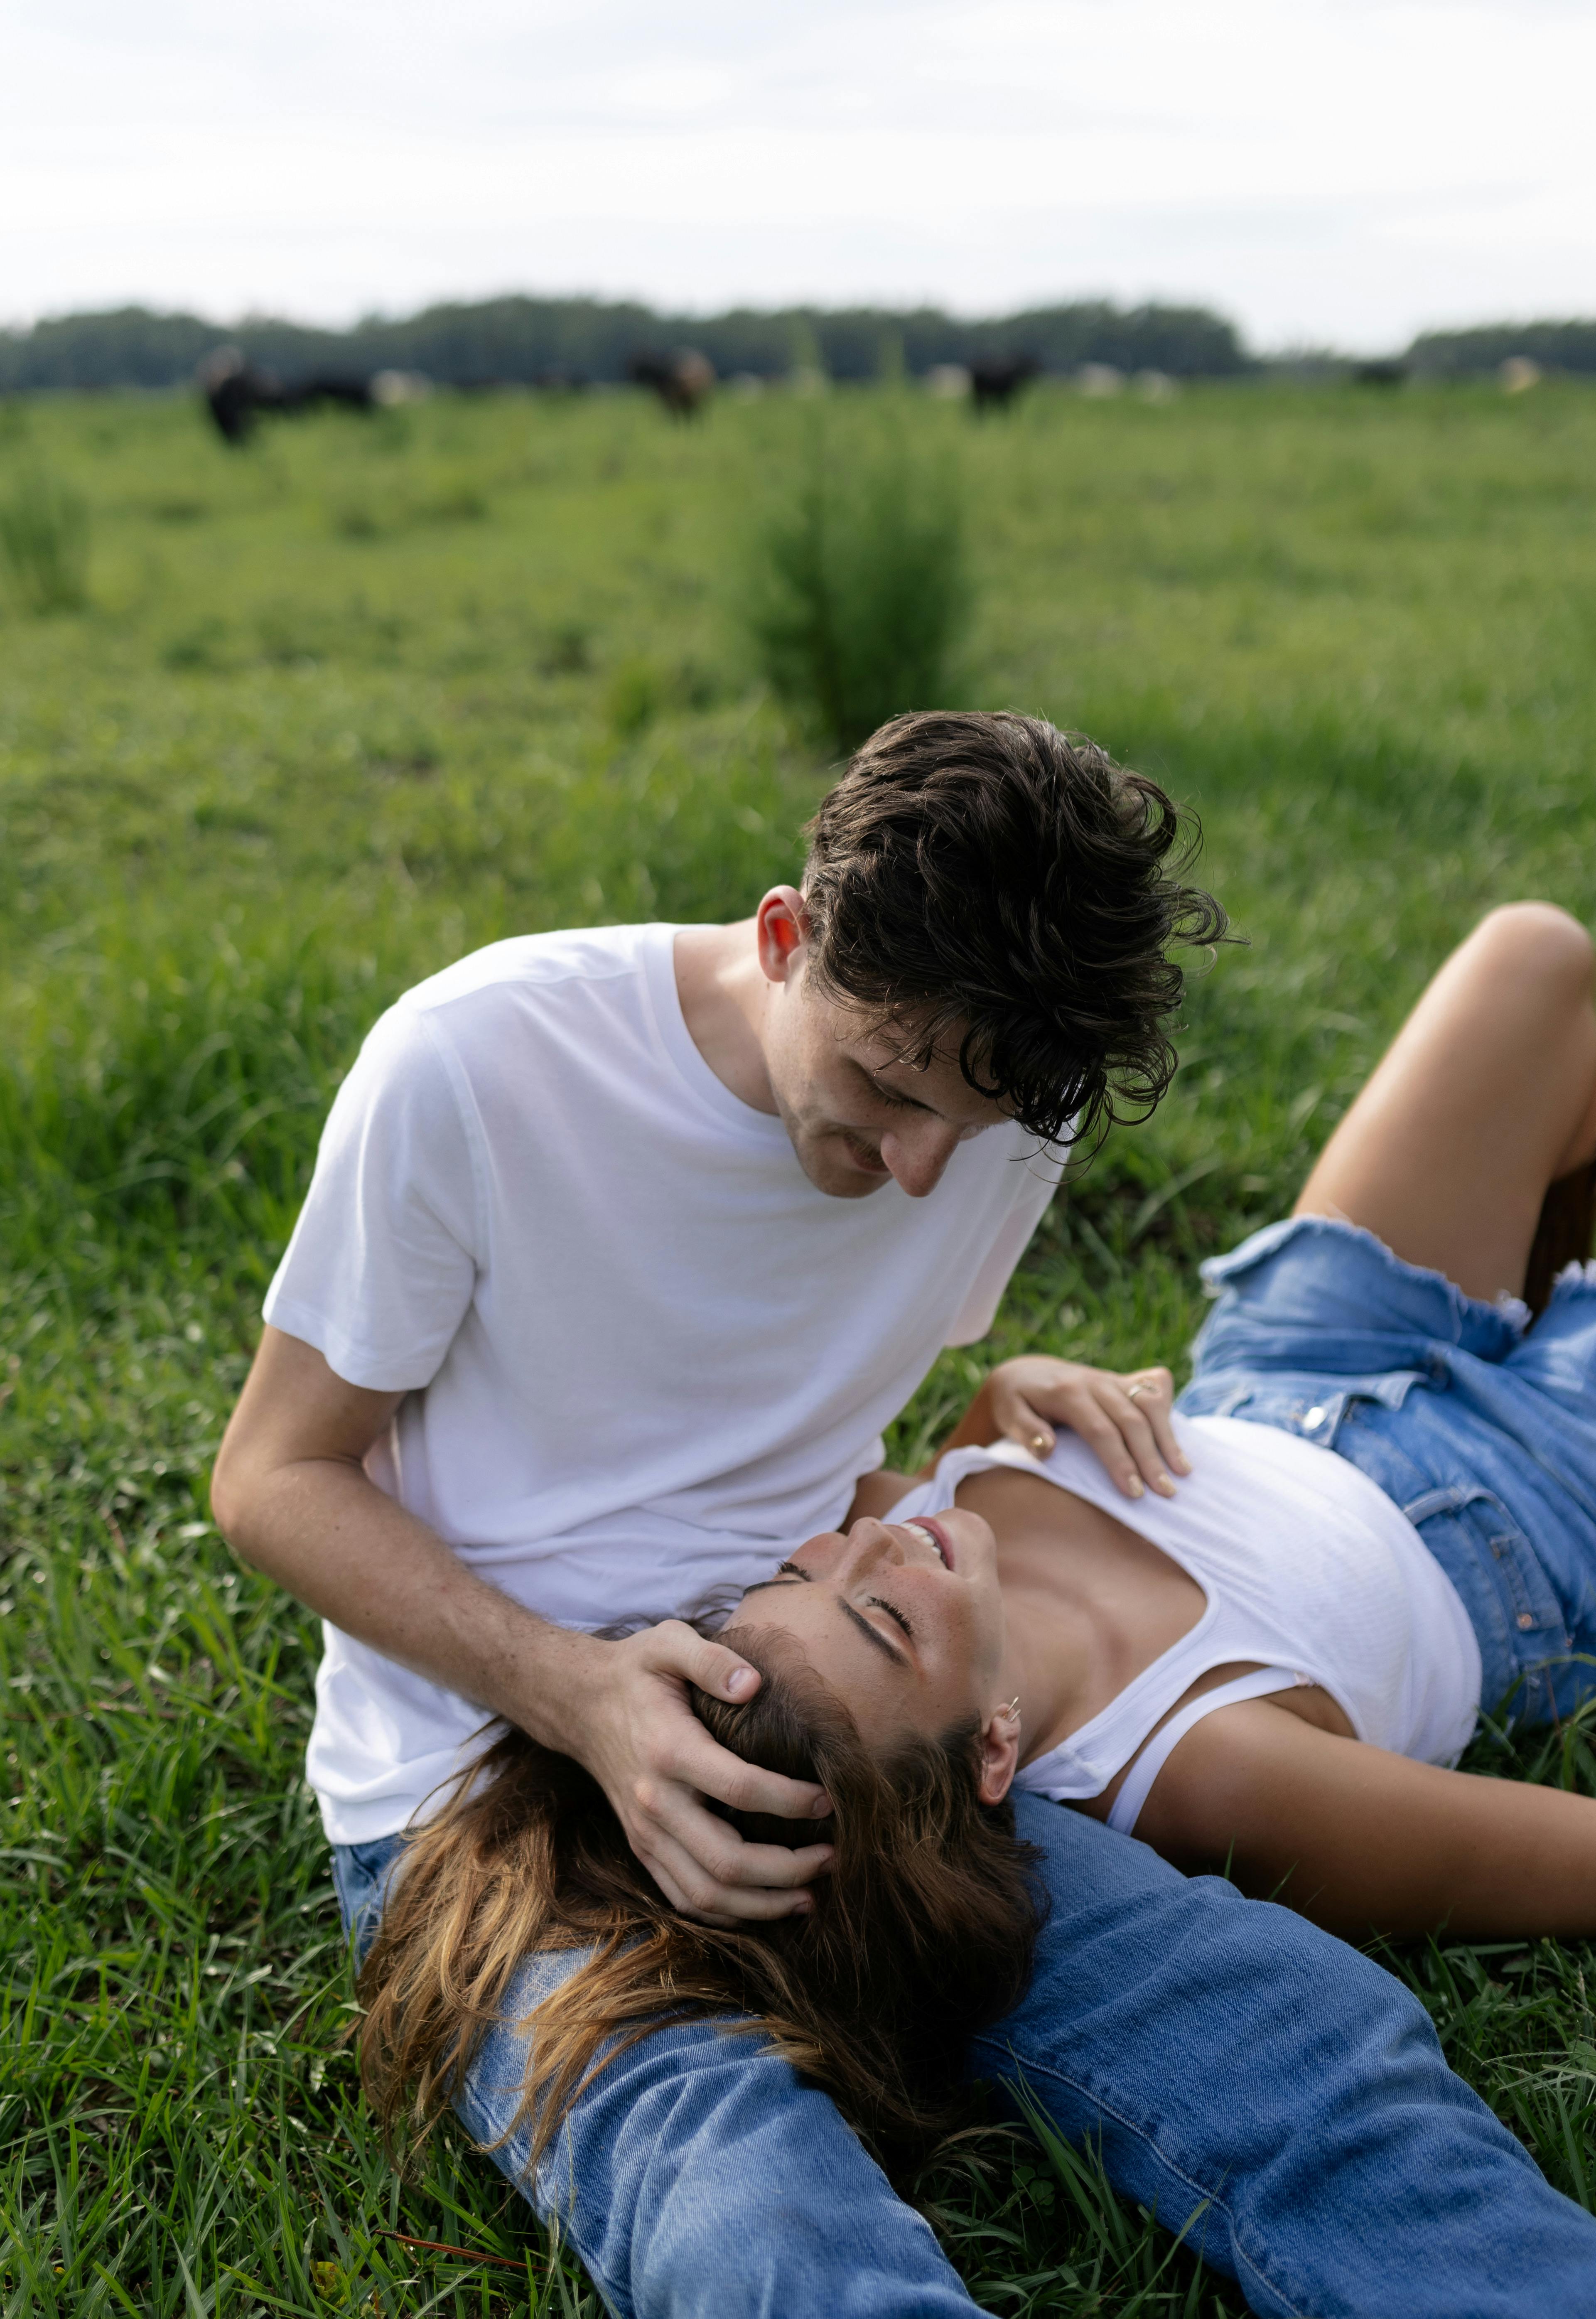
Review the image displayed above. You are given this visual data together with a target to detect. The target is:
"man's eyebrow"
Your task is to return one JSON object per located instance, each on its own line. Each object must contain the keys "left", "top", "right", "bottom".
{"left": 739, "top": 1578, "right": 804, "bottom": 1599}
{"left": 840, "top": 1597, "right": 909, "bottom": 1668}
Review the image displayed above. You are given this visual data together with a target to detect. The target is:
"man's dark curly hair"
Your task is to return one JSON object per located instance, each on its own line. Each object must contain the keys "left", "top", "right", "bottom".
{"left": 801, "top": 711, "right": 1229, "bottom": 1150}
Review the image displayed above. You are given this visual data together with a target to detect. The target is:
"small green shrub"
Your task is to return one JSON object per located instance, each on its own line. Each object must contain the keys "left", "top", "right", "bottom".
{"left": 0, "top": 464, "right": 91, "bottom": 612}
{"left": 542, "top": 619, "right": 594, "bottom": 674}
{"left": 415, "top": 477, "right": 489, "bottom": 525}
{"left": 741, "top": 414, "right": 972, "bottom": 750}
{"left": 607, "top": 655, "right": 668, "bottom": 735}
{"left": 605, "top": 654, "right": 722, "bottom": 734}
{"left": 162, "top": 615, "right": 232, "bottom": 670}
{"left": 330, "top": 495, "right": 384, "bottom": 539}
{"left": 147, "top": 494, "right": 209, "bottom": 525}
{"left": 256, "top": 601, "right": 323, "bottom": 665}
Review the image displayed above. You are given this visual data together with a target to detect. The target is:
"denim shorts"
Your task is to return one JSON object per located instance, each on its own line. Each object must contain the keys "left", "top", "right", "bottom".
{"left": 1176, "top": 1216, "right": 1596, "bottom": 1725}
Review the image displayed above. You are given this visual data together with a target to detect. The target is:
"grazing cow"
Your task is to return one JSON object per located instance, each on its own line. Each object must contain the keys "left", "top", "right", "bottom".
{"left": 198, "top": 346, "right": 378, "bottom": 446}
{"left": 925, "top": 364, "right": 972, "bottom": 400}
{"left": 969, "top": 355, "right": 1041, "bottom": 413}
{"left": 626, "top": 348, "right": 716, "bottom": 418}
{"left": 199, "top": 347, "right": 284, "bottom": 445}
{"left": 371, "top": 370, "right": 433, "bottom": 406}
{"left": 1076, "top": 363, "right": 1125, "bottom": 398}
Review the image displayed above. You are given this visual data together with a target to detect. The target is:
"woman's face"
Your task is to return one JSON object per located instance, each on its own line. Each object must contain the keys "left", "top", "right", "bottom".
{"left": 722, "top": 1505, "right": 1016, "bottom": 1797}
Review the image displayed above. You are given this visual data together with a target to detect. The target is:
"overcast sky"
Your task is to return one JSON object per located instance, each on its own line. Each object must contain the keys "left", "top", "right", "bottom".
{"left": 5, "top": 0, "right": 1592, "bottom": 353}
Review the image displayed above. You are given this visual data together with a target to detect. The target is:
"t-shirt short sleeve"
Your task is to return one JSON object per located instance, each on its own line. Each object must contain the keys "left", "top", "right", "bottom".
{"left": 263, "top": 1002, "right": 481, "bottom": 1391}
{"left": 943, "top": 1162, "right": 1057, "bottom": 1346}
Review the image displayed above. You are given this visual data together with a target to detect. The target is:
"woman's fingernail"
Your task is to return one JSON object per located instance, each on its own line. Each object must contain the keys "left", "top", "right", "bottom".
{"left": 726, "top": 1667, "right": 756, "bottom": 1697}
{"left": 793, "top": 1896, "right": 813, "bottom": 1916}
{"left": 1127, "top": 1475, "right": 1144, "bottom": 1498}
{"left": 812, "top": 1793, "right": 833, "bottom": 1817}
{"left": 1156, "top": 1471, "right": 1173, "bottom": 1491}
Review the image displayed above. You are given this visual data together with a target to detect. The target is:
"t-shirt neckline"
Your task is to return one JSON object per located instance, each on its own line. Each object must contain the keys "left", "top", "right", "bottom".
{"left": 640, "top": 924, "right": 794, "bottom": 1147}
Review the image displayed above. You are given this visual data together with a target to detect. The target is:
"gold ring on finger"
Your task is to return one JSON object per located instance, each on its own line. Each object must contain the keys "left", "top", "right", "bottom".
{"left": 1125, "top": 1381, "right": 1150, "bottom": 1402}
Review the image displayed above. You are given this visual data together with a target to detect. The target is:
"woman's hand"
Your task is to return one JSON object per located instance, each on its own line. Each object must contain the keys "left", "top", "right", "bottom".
{"left": 983, "top": 1357, "right": 1191, "bottom": 1499}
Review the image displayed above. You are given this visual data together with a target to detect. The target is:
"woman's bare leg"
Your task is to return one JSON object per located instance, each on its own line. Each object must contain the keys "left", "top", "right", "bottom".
{"left": 1294, "top": 904, "right": 1596, "bottom": 1302}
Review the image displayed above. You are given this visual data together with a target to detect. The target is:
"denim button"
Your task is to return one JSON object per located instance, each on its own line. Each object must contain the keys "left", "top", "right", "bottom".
{"left": 1518, "top": 1612, "right": 1536, "bottom": 1630}
{"left": 1304, "top": 1405, "right": 1326, "bottom": 1430}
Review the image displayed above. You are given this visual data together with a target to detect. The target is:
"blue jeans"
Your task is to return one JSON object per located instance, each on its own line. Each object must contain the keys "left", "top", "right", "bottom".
{"left": 334, "top": 1798, "right": 1596, "bottom": 2319}
{"left": 1182, "top": 1216, "right": 1596, "bottom": 1723}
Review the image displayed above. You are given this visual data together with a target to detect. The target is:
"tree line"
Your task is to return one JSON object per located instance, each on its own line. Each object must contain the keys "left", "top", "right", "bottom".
{"left": 0, "top": 296, "right": 1251, "bottom": 392}
{"left": 1405, "top": 322, "right": 1596, "bottom": 378}
{"left": 4, "top": 299, "right": 1592, "bottom": 393}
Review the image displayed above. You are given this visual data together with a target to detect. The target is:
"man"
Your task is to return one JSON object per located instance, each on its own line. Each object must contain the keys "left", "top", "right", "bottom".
{"left": 214, "top": 712, "right": 1596, "bottom": 2316}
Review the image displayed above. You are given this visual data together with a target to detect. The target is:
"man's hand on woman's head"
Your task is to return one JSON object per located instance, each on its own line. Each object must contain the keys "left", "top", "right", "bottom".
{"left": 984, "top": 1357, "right": 1190, "bottom": 1499}
{"left": 574, "top": 1620, "right": 834, "bottom": 1927}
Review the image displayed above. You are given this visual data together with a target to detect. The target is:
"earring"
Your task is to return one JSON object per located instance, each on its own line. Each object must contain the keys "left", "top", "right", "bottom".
{"left": 1004, "top": 1697, "right": 1021, "bottom": 1718}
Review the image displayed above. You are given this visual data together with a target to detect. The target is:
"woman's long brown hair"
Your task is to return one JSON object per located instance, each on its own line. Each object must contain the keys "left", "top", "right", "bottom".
{"left": 356, "top": 1627, "right": 1044, "bottom": 2182}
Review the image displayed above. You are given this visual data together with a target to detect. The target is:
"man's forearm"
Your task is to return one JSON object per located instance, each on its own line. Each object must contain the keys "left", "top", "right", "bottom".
{"left": 211, "top": 1326, "right": 829, "bottom": 1916}
{"left": 216, "top": 1454, "right": 597, "bottom": 1752}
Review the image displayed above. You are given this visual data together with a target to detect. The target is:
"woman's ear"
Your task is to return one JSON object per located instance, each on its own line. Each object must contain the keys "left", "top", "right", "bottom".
{"left": 977, "top": 1700, "right": 1021, "bottom": 1806}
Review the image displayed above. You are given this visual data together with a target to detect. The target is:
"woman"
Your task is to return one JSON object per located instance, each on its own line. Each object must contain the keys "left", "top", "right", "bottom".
{"left": 358, "top": 1625, "right": 1043, "bottom": 2181}
{"left": 362, "top": 899, "right": 1596, "bottom": 2175}
{"left": 734, "top": 900, "right": 1596, "bottom": 1944}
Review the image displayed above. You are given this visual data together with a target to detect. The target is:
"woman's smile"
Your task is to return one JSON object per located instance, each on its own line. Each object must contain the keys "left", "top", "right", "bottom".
{"left": 901, "top": 1515, "right": 953, "bottom": 1567}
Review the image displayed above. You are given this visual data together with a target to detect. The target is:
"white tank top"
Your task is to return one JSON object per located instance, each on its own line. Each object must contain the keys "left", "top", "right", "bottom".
{"left": 884, "top": 1414, "right": 1482, "bottom": 1835}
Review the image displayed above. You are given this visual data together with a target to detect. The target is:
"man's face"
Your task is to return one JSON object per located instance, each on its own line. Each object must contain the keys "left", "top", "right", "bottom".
{"left": 764, "top": 968, "right": 1010, "bottom": 1200}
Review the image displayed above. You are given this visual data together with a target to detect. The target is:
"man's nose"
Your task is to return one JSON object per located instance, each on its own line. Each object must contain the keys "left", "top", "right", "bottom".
{"left": 879, "top": 1122, "right": 964, "bottom": 1199}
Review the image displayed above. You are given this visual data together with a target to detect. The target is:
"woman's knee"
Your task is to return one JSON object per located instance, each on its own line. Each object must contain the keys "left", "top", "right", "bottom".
{"left": 1465, "top": 902, "right": 1594, "bottom": 1003}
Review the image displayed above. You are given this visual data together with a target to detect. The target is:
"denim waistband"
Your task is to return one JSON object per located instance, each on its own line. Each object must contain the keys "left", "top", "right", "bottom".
{"left": 1181, "top": 1215, "right": 1596, "bottom": 1727}
{"left": 1328, "top": 1401, "right": 1572, "bottom": 1722}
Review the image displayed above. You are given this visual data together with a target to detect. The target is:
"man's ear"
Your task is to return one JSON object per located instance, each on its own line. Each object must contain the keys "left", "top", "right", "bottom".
{"left": 977, "top": 1702, "right": 1021, "bottom": 1807}
{"left": 755, "top": 887, "right": 812, "bottom": 985}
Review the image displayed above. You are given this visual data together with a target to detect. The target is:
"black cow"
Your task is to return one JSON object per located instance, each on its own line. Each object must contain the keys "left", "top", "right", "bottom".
{"left": 627, "top": 348, "right": 716, "bottom": 418}
{"left": 198, "top": 348, "right": 280, "bottom": 444}
{"left": 970, "top": 355, "right": 1041, "bottom": 413}
{"left": 198, "top": 346, "right": 377, "bottom": 446}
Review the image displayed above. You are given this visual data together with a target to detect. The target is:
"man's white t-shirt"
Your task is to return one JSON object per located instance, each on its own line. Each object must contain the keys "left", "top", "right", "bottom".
{"left": 264, "top": 924, "right": 1060, "bottom": 1843}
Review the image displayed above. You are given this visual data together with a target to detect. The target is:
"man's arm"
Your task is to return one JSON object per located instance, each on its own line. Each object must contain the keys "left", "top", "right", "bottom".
{"left": 211, "top": 1326, "right": 833, "bottom": 1923}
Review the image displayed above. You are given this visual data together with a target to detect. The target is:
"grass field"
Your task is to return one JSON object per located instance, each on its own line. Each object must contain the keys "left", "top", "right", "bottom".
{"left": 5, "top": 373, "right": 1596, "bottom": 2315}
